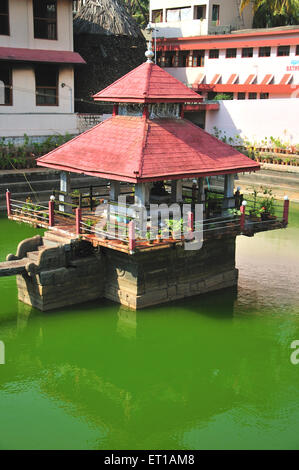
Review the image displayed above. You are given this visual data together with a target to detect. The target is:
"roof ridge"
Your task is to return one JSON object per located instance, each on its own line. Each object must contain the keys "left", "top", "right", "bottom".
{"left": 143, "top": 62, "right": 152, "bottom": 98}
{"left": 138, "top": 118, "right": 149, "bottom": 178}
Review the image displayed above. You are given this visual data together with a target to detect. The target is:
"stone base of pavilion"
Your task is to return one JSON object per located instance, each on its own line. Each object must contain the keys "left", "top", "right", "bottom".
{"left": 13, "top": 232, "right": 239, "bottom": 311}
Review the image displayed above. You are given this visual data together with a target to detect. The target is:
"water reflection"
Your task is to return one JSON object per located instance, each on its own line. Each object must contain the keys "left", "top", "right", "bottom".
{"left": 0, "top": 209, "right": 299, "bottom": 449}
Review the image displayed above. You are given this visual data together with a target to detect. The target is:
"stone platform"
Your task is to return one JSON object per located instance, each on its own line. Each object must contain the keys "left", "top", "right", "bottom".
{"left": 6, "top": 232, "right": 238, "bottom": 311}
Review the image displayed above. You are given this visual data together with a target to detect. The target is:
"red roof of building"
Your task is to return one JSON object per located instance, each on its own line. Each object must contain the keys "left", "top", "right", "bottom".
{"left": 37, "top": 116, "right": 259, "bottom": 182}
{"left": 0, "top": 47, "right": 86, "bottom": 65}
{"left": 92, "top": 62, "right": 203, "bottom": 103}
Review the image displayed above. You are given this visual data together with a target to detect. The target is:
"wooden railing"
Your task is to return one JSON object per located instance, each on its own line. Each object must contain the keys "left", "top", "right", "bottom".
{"left": 5, "top": 190, "right": 289, "bottom": 252}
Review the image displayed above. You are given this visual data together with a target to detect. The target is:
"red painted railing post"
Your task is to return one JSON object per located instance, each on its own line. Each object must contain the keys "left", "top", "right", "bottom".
{"left": 240, "top": 201, "right": 247, "bottom": 231}
{"left": 6, "top": 190, "right": 11, "bottom": 216}
{"left": 283, "top": 196, "right": 289, "bottom": 225}
{"left": 187, "top": 211, "right": 194, "bottom": 240}
{"left": 76, "top": 207, "right": 81, "bottom": 235}
{"left": 48, "top": 199, "right": 55, "bottom": 227}
{"left": 129, "top": 221, "right": 136, "bottom": 252}
{"left": 188, "top": 211, "right": 194, "bottom": 232}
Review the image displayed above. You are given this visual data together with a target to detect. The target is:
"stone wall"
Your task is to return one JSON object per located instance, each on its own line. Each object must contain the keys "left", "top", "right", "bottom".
{"left": 17, "top": 242, "right": 105, "bottom": 311}
{"left": 103, "top": 236, "right": 238, "bottom": 309}
{"left": 15, "top": 235, "right": 238, "bottom": 311}
{"left": 74, "top": 34, "right": 146, "bottom": 114}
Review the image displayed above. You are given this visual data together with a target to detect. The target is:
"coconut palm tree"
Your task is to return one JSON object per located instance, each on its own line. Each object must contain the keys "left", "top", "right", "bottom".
{"left": 240, "top": 0, "right": 299, "bottom": 27}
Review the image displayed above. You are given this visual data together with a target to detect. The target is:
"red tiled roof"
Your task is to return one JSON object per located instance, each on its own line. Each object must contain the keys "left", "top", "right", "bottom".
{"left": 37, "top": 116, "right": 259, "bottom": 182}
{"left": 0, "top": 47, "right": 86, "bottom": 65}
{"left": 92, "top": 62, "right": 203, "bottom": 103}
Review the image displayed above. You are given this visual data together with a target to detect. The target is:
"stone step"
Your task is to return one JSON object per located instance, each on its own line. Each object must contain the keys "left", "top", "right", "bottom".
{"left": 237, "top": 178, "right": 299, "bottom": 193}
{"left": 27, "top": 250, "right": 41, "bottom": 262}
{"left": 43, "top": 230, "right": 74, "bottom": 245}
{"left": 42, "top": 238, "right": 60, "bottom": 248}
{"left": 239, "top": 172, "right": 299, "bottom": 188}
{"left": 0, "top": 258, "right": 27, "bottom": 277}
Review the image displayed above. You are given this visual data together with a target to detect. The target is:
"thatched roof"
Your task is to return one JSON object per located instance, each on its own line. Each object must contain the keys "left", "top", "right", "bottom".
{"left": 73, "top": 0, "right": 142, "bottom": 37}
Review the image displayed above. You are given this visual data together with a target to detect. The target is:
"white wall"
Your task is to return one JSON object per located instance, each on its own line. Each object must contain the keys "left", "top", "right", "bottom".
{"left": 205, "top": 98, "right": 299, "bottom": 144}
{"left": 163, "top": 44, "right": 299, "bottom": 88}
{"left": 0, "top": 113, "right": 78, "bottom": 137}
{"left": 0, "top": 0, "right": 73, "bottom": 51}
{"left": 150, "top": 0, "right": 253, "bottom": 38}
{"left": 0, "top": 65, "right": 74, "bottom": 114}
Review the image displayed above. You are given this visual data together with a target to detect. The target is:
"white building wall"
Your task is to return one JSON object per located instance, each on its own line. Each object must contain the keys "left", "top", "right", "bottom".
{"left": 0, "top": 0, "right": 77, "bottom": 138}
{"left": 163, "top": 44, "right": 299, "bottom": 88}
{"left": 150, "top": 0, "right": 253, "bottom": 38}
{"left": 205, "top": 99, "right": 299, "bottom": 144}
{"left": 0, "top": 0, "right": 73, "bottom": 50}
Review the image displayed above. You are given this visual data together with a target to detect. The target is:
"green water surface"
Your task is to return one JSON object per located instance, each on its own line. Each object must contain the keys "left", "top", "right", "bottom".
{"left": 0, "top": 208, "right": 298, "bottom": 450}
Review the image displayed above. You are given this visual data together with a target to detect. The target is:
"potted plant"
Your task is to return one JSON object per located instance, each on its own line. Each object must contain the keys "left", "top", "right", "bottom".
{"left": 146, "top": 231, "right": 153, "bottom": 245}
{"left": 259, "top": 189, "right": 276, "bottom": 221}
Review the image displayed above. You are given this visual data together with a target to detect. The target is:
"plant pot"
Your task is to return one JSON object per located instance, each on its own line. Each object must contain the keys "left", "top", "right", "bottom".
{"left": 260, "top": 212, "right": 270, "bottom": 221}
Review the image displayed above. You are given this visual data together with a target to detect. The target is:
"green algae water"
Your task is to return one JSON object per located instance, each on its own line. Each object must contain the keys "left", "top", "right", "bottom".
{"left": 0, "top": 208, "right": 298, "bottom": 450}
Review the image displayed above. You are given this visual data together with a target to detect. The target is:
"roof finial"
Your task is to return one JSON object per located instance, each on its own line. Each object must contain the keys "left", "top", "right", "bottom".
{"left": 145, "top": 40, "right": 154, "bottom": 63}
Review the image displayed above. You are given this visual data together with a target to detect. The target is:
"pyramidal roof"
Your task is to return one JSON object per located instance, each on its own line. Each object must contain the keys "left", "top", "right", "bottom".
{"left": 37, "top": 116, "right": 260, "bottom": 183}
{"left": 92, "top": 61, "right": 203, "bottom": 103}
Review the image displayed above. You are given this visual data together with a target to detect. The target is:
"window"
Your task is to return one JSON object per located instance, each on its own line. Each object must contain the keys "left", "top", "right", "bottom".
{"left": 33, "top": 0, "right": 57, "bottom": 40}
{"left": 209, "top": 49, "right": 219, "bottom": 59}
{"left": 259, "top": 46, "right": 271, "bottom": 57}
{"left": 192, "top": 50, "right": 205, "bottom": 67}
{"left": 164, "top": 51, "right": 176, "bottom": 67}
{"left": 166, "top": 7, "right": 192, "bottom": 22}
{"left": 211, "top": 5, "right": 220, "bottom": 25}
{"left": 260, "top": 93, "right": 269, "bottom": 99}
{"left": 152, "top": 9, "right": 163, "bottom": 23}
{"left": 249, "top": 92, "right": 257, "bottom": 99}
{"left": 277, "top": 45, "right": 290, "bottom": 56}
{"left": 35, "top": 66, "right": 58, "bottom": 105}
{"left": 194, "top": 5, "right": 206, "bottom": 19}
{"left": 242, "top": 47, "right": 253, "bottom": 58}
{"left": 178, "top": 50, "right": 190, "bottom": 67}
{"left": 0, "top": 64, "right": 12, "bottom": 105}
{"left": 226, "top": 48, "right": 237, "bottom": 58}
{"left": 237, "top": 92, "right": 246, "bottom": 100}
{"left": 208, "top": 91, "right": 217, "bottom": 100}
{"left": 156, "top": 51, "right": 162, "bottom": 66}
{"left": 296, "top": 45, "right": 299, "bottom": 55}
{"left": 0, "top": 0, "right": 9, "bottom": 35}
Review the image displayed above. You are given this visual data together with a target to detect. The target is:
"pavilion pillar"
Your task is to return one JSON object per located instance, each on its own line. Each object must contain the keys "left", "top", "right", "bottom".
{"left": 222, "top": 174, "right": 235, "bottom": 215}
{"left": 197, "top": 178, "right": 205, "bottom": 203}
{"left": 59, "top": 171, "right": 72, "bottom": 214}
{"left": 134, "top": 183, "right": 150, "bottom": 237}
{"left": 171, "top": 180, "right": 183, "bottom": 203}
{"left": 110, "top": 181, "right": 120, "bottom": 202}
{"left": 134, "top": 183, "right": 150, "bottom": 207}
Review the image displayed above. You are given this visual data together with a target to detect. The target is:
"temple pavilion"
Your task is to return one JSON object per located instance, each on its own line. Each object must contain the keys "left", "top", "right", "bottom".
{"left": 36, "top": 43, "right": 260, "bottom": 234}
{"left": 2, "top": 44, "right": 288, "bottom": 310}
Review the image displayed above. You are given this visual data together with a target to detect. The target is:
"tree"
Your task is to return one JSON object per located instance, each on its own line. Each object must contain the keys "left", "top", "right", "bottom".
{"left": 240, "top": 0, "right": 299, "bottom": 27}
{"left": 123, "top": 0, "right": 149, "bottom": 27}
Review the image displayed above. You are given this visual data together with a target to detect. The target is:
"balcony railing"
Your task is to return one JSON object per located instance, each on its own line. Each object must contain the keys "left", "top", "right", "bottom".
{"left": 6, "top": 187, "right": 289, "bottom": 254}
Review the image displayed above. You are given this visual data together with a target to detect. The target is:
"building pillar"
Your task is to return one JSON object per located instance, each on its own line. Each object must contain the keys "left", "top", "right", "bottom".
{"left": 171, "top": 180, "right": 183, "bottom": 203}
{"left": 134, "top": 183, "right": 150, "bottom": 238}
{"left": 59, "top": 171, "right": 72, "bottom": 214}
{"left": 197, "top": 177, "right": 205, "bottom": 203}
{"left": 223, "top": 174, "right": 235, "bottom": 214}
{"left": 110, "top": 181, "right": 120, "bottom": 202}
{"left": 134, "top": 183, "right": 150, "bottom": 207}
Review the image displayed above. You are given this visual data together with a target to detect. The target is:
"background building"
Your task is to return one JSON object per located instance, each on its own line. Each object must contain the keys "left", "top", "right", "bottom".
{"left": 150, "top": 0, "right": 299, "bottom": 143}
{"left": 0, "top": 0, "right": 85, "bottom": 141}
{"left": 150, "top": 0, "right": 253, "bottom": 37}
